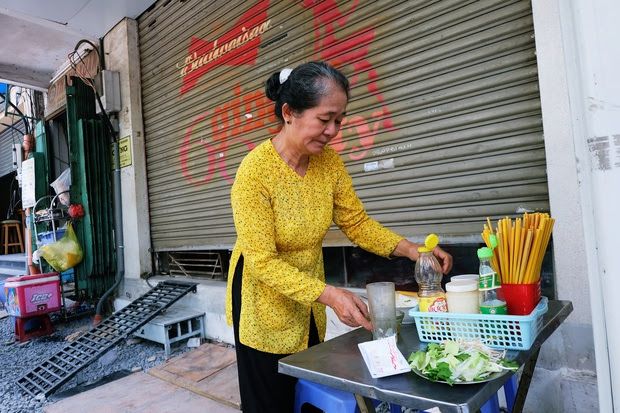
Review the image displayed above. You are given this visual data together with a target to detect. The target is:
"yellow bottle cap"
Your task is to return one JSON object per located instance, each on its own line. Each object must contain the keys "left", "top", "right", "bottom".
{"left": 418, "top": 233, "right": 439, "bottom": 253}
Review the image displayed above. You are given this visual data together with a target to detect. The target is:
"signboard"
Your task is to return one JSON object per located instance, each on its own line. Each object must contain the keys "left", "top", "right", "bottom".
{"left": 110, "top": 135, "right": 132, "bottom": 169}
{"left": 21, "top": 158, "right": 36, "bottom": 208}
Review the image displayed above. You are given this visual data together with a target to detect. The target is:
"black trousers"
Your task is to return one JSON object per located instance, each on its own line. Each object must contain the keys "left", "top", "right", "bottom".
{"left": 232, "top": 256, "right": 321, "bottom": 413}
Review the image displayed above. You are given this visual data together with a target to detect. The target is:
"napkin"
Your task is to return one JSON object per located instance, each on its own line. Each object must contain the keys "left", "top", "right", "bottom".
{"left": 358, "top": 335, "right": 411, "bottom": 379}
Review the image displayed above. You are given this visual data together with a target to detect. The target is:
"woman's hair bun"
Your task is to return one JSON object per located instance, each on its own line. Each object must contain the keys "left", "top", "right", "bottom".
{"left": 265, "top": 72, "right": 282, "bottom": 101}
{"left": 265, "top": 61, "right": 349, "bottom": 122}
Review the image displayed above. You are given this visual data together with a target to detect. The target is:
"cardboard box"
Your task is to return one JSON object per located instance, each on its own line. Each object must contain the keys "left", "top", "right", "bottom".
{"left": 4, "top": 273, "right": 61, "bottom": 317}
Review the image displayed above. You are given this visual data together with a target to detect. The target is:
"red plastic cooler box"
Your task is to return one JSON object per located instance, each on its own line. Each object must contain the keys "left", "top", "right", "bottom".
{"left": 4, "top": 273, "right": 61, "bottom": 317}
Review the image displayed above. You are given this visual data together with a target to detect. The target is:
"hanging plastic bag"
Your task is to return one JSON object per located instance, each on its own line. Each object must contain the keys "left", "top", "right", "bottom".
{"left": 51, "top": 168, "right": 71, "bottom": 206}
{"left": 39, "top": 222, "right": 83, "bottom": 272}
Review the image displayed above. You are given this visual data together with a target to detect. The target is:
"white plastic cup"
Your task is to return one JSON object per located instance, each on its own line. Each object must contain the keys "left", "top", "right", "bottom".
{"left": 366, "top": 282, "right": 396, "bottom": 340}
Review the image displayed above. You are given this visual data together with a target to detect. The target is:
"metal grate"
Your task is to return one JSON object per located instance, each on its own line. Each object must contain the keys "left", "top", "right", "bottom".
{"left": 15, "top": 280, "right": 198, "bottom": 398}
{"left": 166, "top": 251, "right": 225, "bottom": 280}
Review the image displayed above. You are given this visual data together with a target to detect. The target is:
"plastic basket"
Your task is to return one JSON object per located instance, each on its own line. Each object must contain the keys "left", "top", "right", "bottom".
{"left": 38, "top": 228, "right": 66, "bottom": 246}
{"left": 409, "top": 297, "right": 548, "bottom": 350}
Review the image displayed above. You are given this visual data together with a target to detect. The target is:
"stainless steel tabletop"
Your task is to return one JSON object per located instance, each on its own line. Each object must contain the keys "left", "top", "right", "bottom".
{"left": 279, "top": 300, "right": 573, "bottom": 413}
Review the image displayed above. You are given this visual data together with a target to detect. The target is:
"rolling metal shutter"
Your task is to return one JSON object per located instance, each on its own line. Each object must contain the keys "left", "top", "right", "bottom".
{"left": 138, "top": 0, "right": 547, "bottom": 251}
{"left": 0, "top": 122, "right": 25, "bottom": 178}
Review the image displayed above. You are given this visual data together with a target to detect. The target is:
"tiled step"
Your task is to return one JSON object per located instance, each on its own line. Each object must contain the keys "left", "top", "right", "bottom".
{"left": 0, "top": 267, "right": 25, "bottom": 277}
{"left": 0, "top": 254, "right": 27, "bottom": 277}
{"left": 0, "top": 253, "right": 27, "bottom": 270}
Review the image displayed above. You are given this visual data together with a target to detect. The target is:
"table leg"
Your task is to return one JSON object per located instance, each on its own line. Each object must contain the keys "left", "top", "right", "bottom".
{"left": 511, "top": 348, "right": 540, "bottom": 413}
{"left": 354, "top": 394, "right": 377, "bottom": 413}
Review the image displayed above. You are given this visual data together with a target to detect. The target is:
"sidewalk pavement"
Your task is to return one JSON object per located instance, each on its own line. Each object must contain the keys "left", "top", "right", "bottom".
{"left": 44, "top": 343, "right": 241, "bottom": 413}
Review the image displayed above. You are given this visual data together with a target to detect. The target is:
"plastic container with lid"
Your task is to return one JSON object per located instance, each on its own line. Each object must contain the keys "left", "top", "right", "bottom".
{"left": 414, "top": 234, "right": 447, "bottom": 312}
{"left": 450, "top": 274, "right": 479, "bottom": 282}
{"left": 445, "top": 279, "right": 479, "bottom": 314}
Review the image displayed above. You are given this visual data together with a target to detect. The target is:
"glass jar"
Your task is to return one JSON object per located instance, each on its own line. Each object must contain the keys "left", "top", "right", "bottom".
{"left": 445, "top": 280, "right": 479, "bottom": 314}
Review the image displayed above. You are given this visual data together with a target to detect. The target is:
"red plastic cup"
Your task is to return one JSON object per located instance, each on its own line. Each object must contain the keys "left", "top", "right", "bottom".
{"left": 501, "top": 280, "right": 541, "bottom": 315}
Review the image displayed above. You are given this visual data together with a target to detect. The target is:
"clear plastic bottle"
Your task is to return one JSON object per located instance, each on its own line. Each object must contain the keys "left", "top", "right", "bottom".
{"left": 477, "top": 247, "right": 507, "bottom": 315}
{"left": 414, "top": 234, "right": 447, "bottom": 312}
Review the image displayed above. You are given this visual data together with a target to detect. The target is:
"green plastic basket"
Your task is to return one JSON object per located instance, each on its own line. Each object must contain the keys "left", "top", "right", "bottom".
{"left": 408, "top": 297, "right": 548, "bottom": 350}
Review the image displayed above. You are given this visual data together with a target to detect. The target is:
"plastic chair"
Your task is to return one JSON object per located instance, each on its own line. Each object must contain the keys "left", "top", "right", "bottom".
{"left": 480, "top": 374, "right": 518, "bottom": 413}
{"left": 294, "top": 379, "right": 357, "bottom": 413}
{"left": 294, "top": 379, "right": 401, "bottom": 413}
{"left": 295, "top": 375, "right": 517, "bottom": 413}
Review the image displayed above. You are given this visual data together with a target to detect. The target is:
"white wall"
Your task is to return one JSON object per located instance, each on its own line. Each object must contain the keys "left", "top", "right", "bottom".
{"left": 562, "top": 0, "right": 620, "bottom": 410}
{"left": 103, "top": 19, "right": 152, "bottom": 280}
{"left": 532, "top": 0, "right": 619, "bottom": 411}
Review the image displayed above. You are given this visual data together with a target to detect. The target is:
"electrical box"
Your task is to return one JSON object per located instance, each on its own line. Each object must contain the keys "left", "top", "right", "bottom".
{"left": 94, "top": 70, "right": 121, "bottom": 114}
{"left": 21, "top": 153, "right": 48, "bottom": 208}
{"left": 12, "top": 143, "right": 22, "bottom": 170}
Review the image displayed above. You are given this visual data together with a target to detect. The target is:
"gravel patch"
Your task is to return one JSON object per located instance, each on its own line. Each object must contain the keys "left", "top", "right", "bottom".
{"left": 0, "top": 312, "right": 205, "bottom": 413}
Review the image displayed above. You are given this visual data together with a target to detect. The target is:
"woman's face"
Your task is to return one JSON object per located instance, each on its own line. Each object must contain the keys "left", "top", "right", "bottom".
{"left": 286, "top": 81, "right": 348, "bottom": 155}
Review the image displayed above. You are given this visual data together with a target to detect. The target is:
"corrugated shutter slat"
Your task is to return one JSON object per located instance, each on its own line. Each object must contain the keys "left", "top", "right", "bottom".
{"left": 139, "top": 0, "right": 547, "bottom": 250}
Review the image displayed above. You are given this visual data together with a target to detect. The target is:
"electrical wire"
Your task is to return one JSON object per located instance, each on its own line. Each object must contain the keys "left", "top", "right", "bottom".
{"left": 0, "top": 91, "right": 30, "bottom": 135}
{"left": 28, "top": 88, "right": 36, "bottom": 135}
{"left": 67, "top": 41, "right": 118, "bottom": 142}
{"left": 73, "top": 39, "right": 100, "bottom": 61}
{"left": 0, "top": 122, "right": 24, "bottom": 135}
{"left": 68, "top": 50, "right": 97, "bottom": 93}
{"left": 6, "top": 173, "right": 21, "bottom": 220}
{"left": 1, "top": 121, "right": 23, "bottom": 219}
{"left": 6, "top": 116, "right": 21, "bottom": 219}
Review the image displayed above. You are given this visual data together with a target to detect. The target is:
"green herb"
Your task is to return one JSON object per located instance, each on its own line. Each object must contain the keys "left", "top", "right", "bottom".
{"left": 408, "top": 339, "right": 519, "bottom": 385}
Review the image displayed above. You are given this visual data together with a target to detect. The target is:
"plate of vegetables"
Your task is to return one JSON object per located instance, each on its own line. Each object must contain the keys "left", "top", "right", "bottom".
{"left": 407, "top": 339, "right": 518, "bottom": 385}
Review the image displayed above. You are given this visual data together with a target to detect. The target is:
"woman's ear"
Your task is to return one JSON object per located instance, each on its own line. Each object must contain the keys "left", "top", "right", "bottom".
{"left": 281, "top": 103, "right": 293, "bottom": 123}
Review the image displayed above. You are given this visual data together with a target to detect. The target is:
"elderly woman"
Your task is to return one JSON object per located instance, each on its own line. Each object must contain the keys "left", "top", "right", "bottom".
{"left": 226, "top": 61, "right": 452, "bottom": 412}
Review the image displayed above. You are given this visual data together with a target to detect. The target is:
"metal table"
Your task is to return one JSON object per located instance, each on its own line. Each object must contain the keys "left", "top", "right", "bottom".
{"left": 279, "top": 300, "right": 573, "bottom": 413}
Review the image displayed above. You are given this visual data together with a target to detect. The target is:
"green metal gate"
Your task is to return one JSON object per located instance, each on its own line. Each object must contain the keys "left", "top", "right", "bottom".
{"left": 65, "top": 77, "right": 116, "bottom": 298}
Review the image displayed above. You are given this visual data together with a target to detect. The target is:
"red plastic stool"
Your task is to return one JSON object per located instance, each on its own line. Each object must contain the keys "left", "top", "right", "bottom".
{"left": 14, "top": 314, "right": 54, "bottom": 342}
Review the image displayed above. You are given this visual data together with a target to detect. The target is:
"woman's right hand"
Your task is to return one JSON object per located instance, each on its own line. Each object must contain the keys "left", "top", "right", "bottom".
{"left": 317, "top": 285, "right": 372, "bottom": 331}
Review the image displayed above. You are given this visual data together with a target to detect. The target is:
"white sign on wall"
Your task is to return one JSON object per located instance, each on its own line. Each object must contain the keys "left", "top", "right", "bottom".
{"left": 21, "top": 158, "right": 36, "bottom": 208}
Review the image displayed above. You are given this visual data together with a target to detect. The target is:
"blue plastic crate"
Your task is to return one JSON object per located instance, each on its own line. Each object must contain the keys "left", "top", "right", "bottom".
{"left": 61, "top": 268, "right": 74, "bottom": 283}
{"left": 38, "top": 228, "right": 66, "bottom": 246}
{"left": 408, "top": 297, "right": 548, "bottom": 350}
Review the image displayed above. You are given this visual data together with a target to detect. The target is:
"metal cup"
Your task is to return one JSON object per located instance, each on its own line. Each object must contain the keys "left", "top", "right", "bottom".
{"left": 366, "top": 282, "right": 397, "bottom": 340}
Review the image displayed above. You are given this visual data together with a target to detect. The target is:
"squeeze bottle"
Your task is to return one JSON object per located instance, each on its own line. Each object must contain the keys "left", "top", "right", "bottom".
{"left": 414, "top": 234, "right": 447, "bottom": 312}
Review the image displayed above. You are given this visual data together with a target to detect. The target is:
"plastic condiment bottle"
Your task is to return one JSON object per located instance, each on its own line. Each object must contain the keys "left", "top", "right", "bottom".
{"left": 414, "top": 234, "right": 447, "bottom": 312}
{"left": 477, "top": 247, "right": 507, "bottom": 315}
{"left": 445, "top": 280, "right": 479, "bottom": 314}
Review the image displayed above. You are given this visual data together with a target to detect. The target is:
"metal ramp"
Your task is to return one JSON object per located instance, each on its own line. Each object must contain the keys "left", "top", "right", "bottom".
{"left": 16, "top": 280, "right": 199, "bottom": 398}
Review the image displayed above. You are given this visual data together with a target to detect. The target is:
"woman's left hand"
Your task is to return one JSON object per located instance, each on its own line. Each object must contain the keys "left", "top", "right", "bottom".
{"left": 432, "top": 246, "right": 453, "bottom": 274}
{"left": 392, "top": 239, "right": 454, "bottom": 274}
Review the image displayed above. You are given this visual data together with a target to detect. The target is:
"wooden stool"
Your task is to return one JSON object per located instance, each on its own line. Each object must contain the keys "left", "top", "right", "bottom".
{"left": 1, "top": 220, "right": 24, "bottom": 254}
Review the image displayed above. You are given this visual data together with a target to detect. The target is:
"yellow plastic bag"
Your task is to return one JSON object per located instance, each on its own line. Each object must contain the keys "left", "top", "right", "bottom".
{"left": 39, "top": 222, "right": 83, "bottom": 272}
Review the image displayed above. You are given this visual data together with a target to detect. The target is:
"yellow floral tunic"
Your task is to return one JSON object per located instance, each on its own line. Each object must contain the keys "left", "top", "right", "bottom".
{"left": 225, "top": 139, "right": 404, "bottom": 354}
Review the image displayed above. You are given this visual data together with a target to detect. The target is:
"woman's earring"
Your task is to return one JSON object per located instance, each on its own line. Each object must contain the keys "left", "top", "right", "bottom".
{"left": 286, "top": 120, "right": 291, "bottom": 124}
